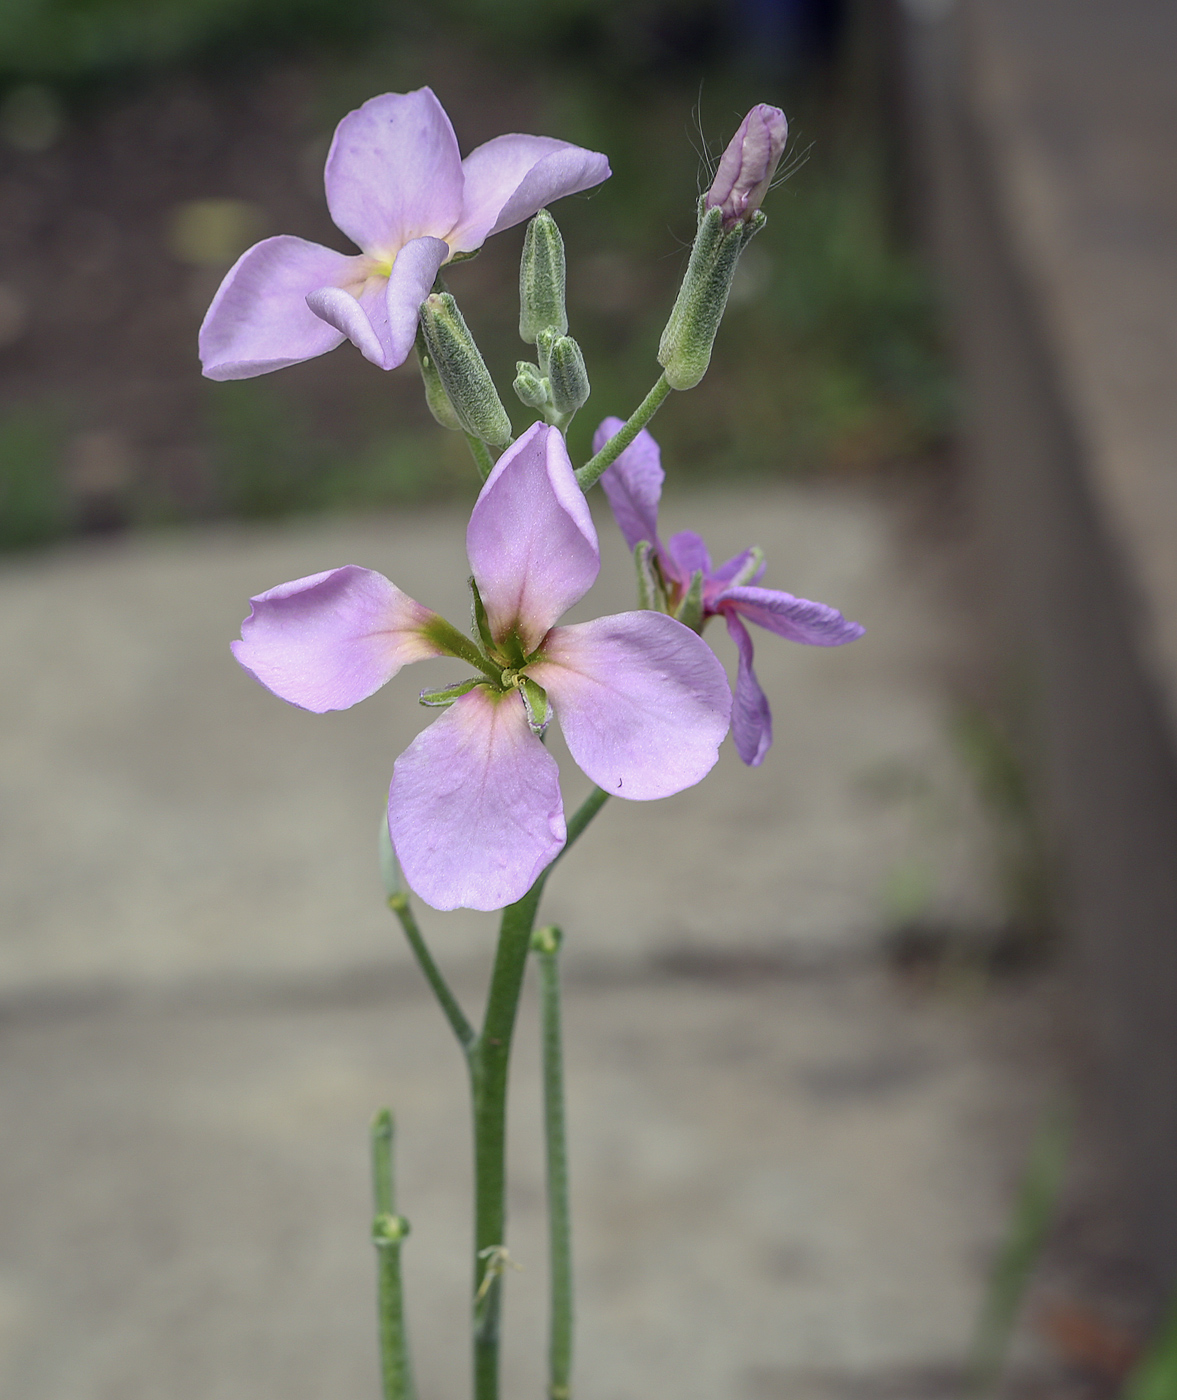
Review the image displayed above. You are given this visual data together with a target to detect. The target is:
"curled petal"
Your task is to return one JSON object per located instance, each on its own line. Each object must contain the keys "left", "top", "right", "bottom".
{"left": 449, "top": 134, "right": 611, "bottom": 254}
{"left": 467, "top": 422, "right": 599, "bottom": 653}
{"left": 324, "top": 89, "right": 464, "bottom": 256}
{"left": 666, "top": 530, "right": 712, "bottom": 585}
{"left": 306, "top": 283, "right": 388, "bottom": 368}
{"left": 710, "top": 548, "right": 766, "bottom": 587}
{"left": 388, "top": 687, "right": 566, "bottom": 912}
{"left": 231, "top": 566, "right": 445, "bottom": 713}
{"left": 383, "top": 235, "right": 451, "bottom": 367}
{"left": 595, "top": 417, "right": 665, "bottom": 554}
{"left": 199, "top": 236, "right": 354, "bottom": 380}
{"left": 724, "top": 611, "right": 772, "bottom": 766}
{"left": 529, "top": 611, "right": 731, "bottom": 800}
{"left": 717, "top": 585, "right": 865, "bottom": 646}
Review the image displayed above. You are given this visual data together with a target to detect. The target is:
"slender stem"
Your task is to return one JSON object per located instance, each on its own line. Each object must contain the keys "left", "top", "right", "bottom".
{"left": 466, "top": 786, "right": 610, "bottom": 1400}
{"left": 469, "top": 881, "right": 545, "bottom": 1400}
{"left": 532, "top": 927, "right": 572, "bottom": 1400}
{"left": 464, "top": 433, "right": 497, "bottom": 481}
{"left": 575, "top": 374, "right": 672, "bottom": 491}
{"left": 371, "top": 1110, "right": 415, "bottom": 1400}
{"left": 389, "top": 892, "right": 476, "bottom": 1049}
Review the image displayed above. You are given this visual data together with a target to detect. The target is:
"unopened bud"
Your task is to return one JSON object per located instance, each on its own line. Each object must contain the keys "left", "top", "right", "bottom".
{"left": 519, "top": 209, "right": 568, "bottom": 343}
{"left": 705, "top": 104, "right": 788, "bottom": 229}
{"left": 418, "top": 293, "right": 512, "bottom": 447}
{"left": 657, "top": 203, "right": 765, "bottom": 391}
{"left": 415, "top": 329, "right": 463, "bottom": 433}
{"left": 513, "top": 361, "right": 550, "bottom": 411}
{"left": 547, "top": 336, "right": 590, "bottom": 417}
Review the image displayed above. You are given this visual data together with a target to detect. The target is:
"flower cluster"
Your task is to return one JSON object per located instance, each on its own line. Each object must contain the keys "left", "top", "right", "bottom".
{"left": 233, "top": 425, "right": 731, "bottom": 911}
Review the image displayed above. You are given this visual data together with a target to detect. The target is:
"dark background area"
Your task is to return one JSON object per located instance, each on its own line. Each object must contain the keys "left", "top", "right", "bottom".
{"left": 0, "top": 0, "right": 951, "bottom": 546}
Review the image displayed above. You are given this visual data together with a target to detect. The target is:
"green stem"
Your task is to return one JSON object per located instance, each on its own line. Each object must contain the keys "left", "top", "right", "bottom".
{"left": 389, "top": 892, "right": 475, "bottom": 1049}
{"left": 532, "top": 926, "right": 572, "bottom": 1400}
{"left": 464, "top": 433, "right": 497, "bottom": 481}
{"left": 575, "top": 375, "right": 672, "bottom": 491}
{"left": 371, "top": 1110, "right": 415, "bottom": 1400}
{"left": 466, "top": 785, "right": 609, "bottom": 1400}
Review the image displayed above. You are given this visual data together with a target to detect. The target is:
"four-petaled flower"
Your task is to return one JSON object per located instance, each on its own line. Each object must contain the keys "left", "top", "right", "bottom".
{"left": 232, "top": 423, "right": 732, "bottom": 912}
{"left": 595, "top": 417, "right": 864, "bottom": 768}
{"left": 200, "top": 88, "right": 610, "bottom": 381}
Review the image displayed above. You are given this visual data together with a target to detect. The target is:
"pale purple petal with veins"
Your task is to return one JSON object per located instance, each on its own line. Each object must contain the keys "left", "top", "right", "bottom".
{"left": 467, "top": 423, "right": 599, "bottom": 652}
{"left": 449, "top": 135, "right": 611, "bottom": 253}
{"left": 388, "top": 687, "right": 566, "bottom": 911}
{"left": 717, "top": 585, "right": 865, "bottom": 646}
{"left": 666, "top": 530, "right": 712, "bottom": 583}
{"left": 199, "top": 236, "right": 353, "bottom": 380}
{"left": 529, "top": 611, "right": 731, "bottom": 800}
{"left": 324, "top": 89, "right": 464, "bottom": 256}
{"left": 724, "top": 611, "right": 773, "bottom": 765}
{"left": 231, "top": 566, "right": 445, "bottom": 713}
{"left": 705, "top": 103, "right": 788, "bottom": 228}
{"left": 595, "top": 417, "right": 665, "bottom": 554}
{"left": 305, "top": 283, "right": 387, "bottom": 368}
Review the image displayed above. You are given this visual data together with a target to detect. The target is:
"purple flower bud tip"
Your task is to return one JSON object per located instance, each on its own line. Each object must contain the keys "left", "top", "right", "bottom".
{"left": 705, "top": 104, "right": 788, "bottom": 228}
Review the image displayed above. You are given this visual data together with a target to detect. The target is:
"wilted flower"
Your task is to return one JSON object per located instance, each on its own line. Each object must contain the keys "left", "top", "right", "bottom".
{"left": 704, "top": 103, "right": 788, "bottom": 229}
{"left": 595, "top": 417, "right": 863, "bottom": 767}
{"left": 233, "top": 423, "right": 731, "bottom": 911}
{"left": 200, "top": 88, "right": 609, "bottom": 380}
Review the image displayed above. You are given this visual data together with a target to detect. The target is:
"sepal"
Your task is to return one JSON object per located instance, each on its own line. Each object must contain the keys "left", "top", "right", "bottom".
{"left": 519, "top": 675, "right": 552, "bottom": 736}
{"left": 634, "top": 540, "right": 663, "bottom": 611}
{"left": 419, "top": 677, "right": 486, "bottom": 707}
{"left": 548, "top": 335, "right": 590, "bottom": 418}
{"left": 673, "top": 568, "right": 705, "bottom": 632}
{"left": 415, "top": 326, "right": 463, "bottom": 432}
{"left": 418, "top": 292, "right": 513, "bottom": 447}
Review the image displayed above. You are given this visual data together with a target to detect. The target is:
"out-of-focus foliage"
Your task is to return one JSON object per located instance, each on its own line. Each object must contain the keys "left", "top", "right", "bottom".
{"left": 0, "top": 406, "right": 68, "bottom": 548}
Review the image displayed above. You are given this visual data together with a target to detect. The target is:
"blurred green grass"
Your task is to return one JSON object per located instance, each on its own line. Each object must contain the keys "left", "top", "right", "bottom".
{"left": 0, "top": 0, "right": 954, "bottom": 535}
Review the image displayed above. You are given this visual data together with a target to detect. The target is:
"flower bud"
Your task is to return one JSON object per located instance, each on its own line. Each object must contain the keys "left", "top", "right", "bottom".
{"left": 657, "top": 202, "right": 765, "bottom": 391}
{"left": 519, "top": 209, "right": 568, "bottom": 343}
{"left": 513, "top": 360, "right": 550, "bottom": 411}
{"left": 705, "top": 104, "right": 788, "bottom": 229}
{"left": 547, "top": 335, "right": 590, "bottom": 417}
{"left": 418, "top": 292, "right": 513, "bottom": 447}
{"left": 415, "top": 329, "right": 463, "bottom": 433}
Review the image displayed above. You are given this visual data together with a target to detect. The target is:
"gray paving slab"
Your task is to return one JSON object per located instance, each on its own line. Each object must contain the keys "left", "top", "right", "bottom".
{"left": 0, "top": 484, "right": 1051, "bottom": 1399}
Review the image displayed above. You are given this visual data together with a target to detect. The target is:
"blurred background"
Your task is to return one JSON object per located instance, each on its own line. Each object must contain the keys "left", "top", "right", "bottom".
{"left": 2, "top": 0, "right": 1176, "bottom": 1397}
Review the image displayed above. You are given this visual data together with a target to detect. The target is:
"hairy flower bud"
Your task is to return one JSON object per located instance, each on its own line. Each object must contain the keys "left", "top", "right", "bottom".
{"left": 519, "top": 209, "right": 568, "bottom": 343}
{"left": 418, "top": 292, "right": 513, "bottom": 447}
{"left": 513, "top": 360, "right": 550, "bottom": 411}
{"left": 657, "top": 202, "right": 765, "bottom": 391}
{"left": 415, "top": 329, "right": 463, "bottom": 433}
{"left": 547, "top": 335, "right": 590, "bottom": 417}
{"left": 705, "top": 104, "right": 788, "bottom": 229}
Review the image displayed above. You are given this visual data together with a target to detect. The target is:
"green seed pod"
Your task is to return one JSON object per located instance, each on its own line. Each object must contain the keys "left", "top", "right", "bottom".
{"left": 547, "top": 335, "right": 590, "bottom": 417}
{"left": 418, "top": 292, "right": 513, "bottom": 447}
{"left": 519, "top": 209, "right": 568, "bottom": 344}
{"left": 657, "top": 202, "right": 766, "bottom": 391}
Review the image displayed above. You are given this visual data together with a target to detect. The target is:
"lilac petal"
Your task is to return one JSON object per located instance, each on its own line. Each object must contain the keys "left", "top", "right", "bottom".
{"left": 529, "top": 611, "right": 731, "bottom": 800}
{"left": 717, "top": 586, "right": 866, "bottom": 646}
{"left": 324, "top": 89, "right": 464, "bottom": 257}
{"left": 388, "top": 686, "right": 566, "bottom": 912}
{"left": 449, "top": 135, "right": 611, "bottom": 254}
{"left": 199, "top": 236, "right": 354, "bottom": 380}
{"left": 666, "top": 530, "right": 712, "bottom": 583}
{"left": 724, "top": 611, "right": 772, "bottom": 766}
{"left": 383, "top": 235, "right": 450, "bottom": 366}
{"left": 305, "top": 283, "right": 387, "bottom": 368}
{"left": 231, "top": 566, "right": 445, "bottom": 713}
{"left": 467, "top": 422, "right": 599, "bottom": 653}
{"left": 594, "top": 416, "right": 665, "bottom": 554}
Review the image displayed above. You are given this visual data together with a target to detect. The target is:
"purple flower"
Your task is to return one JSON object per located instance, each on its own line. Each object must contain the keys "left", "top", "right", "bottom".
{"left": 232, "top": 423, "right": 731, "bottom": 912}
{"left": 594, "top": 417, "right": 864, "bottom": 768}
{"left": 200, "top": 88, "right": 610, "bottom": 380}
{"left": 705, "top": 104, "right": 788, "bottom": 229}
